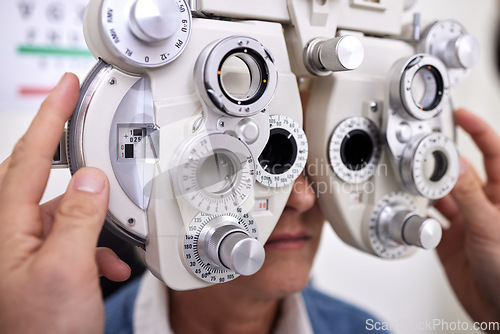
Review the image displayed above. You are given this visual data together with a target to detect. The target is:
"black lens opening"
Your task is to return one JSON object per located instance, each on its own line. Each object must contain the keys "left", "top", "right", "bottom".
{"left": 340, "top": 130, "right": 374, "bottom": 171}
{"left": 258, "top": 128, "right": 297, "bottom": 175}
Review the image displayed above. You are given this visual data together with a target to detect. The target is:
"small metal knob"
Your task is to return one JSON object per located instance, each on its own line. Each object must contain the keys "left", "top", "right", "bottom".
{"left": 305, "top": 36, "right": 364, "bottom": 76}
{"left": 442, "top": 35, "right": 480, "bottom": 69}
{"left": 129, "top": 0, "right": 180, "bottom": 43}
{"left": 235, "top": 118, "right": 260, "bottom": 145}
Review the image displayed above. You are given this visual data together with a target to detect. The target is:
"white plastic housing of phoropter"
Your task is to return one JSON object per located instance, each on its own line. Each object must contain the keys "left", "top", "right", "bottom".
{"left": 60, "top": 0, "right": 306, "bottom": 290}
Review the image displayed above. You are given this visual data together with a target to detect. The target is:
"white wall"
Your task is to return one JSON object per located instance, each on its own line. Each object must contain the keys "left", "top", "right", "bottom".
{"left": 311, "top": 1, "right": 500, "bottom": 333}
{"left": 0, "top": 1, "right": 498, "bottom": 333}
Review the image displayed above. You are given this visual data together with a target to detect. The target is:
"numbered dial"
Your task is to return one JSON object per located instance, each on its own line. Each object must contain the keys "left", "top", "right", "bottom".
{"left": 400, "top": 132, "right": 459, "bottom": 200}
{"left": 419, "top": 20, "right": 480, "bottom": 85}
{"left": 101, "top": 0, "right": 191, "bottom": 67}
{"left": 391, "top": 54, "right": 450, "bottom": 121}
{"left": 173, "top": 133, "right": 255, "bottom": 214}
{"left": 368, "top": 192, "right": 415, "bottom": 258}
{"left": 194, "top": 36, "right": 278, "bottom": 117}
{"left": 256, "top": 115, "right": 308, "bottom": 187}
{"left": 329, "top": 117, "right": 381, "bottom": 184}
{"left": 183, "top": 212, "right": 263, "bottom": 283}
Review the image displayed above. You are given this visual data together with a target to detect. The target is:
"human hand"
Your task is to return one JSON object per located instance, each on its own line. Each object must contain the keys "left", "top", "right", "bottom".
{"left": 0, "top": 73, "right": 131, "bottom": 334}
{"left": 435, "top": 109, "right": 500, "bottom": 330}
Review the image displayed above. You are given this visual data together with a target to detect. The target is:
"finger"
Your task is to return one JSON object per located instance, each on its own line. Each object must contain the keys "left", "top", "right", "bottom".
{"left": 434, "top": 194, "right": 461, "bottom": 224}
{"left": 96, "top": 247, "right": 131, "bottom": 282}
{"left": 39, "top": 195, "right": 63, "bottom": 238}
{"left": 450, "top": 158, "right": 499, "bottom": 236}
{"left": 37, "top": 167, "right": 109, "bottom": 267}
{"left": 0, "top": 156, "right": 11, "bottom": 185}
{"left": 456, "top": 109, "right": 500, "bottom": 203}
{"left": 0, "top": 74, "right": 79, "bottom": 236}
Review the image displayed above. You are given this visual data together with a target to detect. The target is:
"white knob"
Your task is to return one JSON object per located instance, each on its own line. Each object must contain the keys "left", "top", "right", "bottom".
{"left": 305, "top": 36, "right": 364, "bottom": 76}
{"left": 443, "top": 35, "right": 480, "bottom": 69}
{"left": 129, "top": 0, "right": 181, "bottom": 43}
{"left": 202, "top": 223, "right": 265, "bottom": 276}
{"left": 219, "top": 232, "right": 265, "bottom": 276}
{"left": 319, "top": 36, "right": 364, "bottom": 71}
{"left": 402, "top": 216, "right": 442, "bottom": 249}
{"left": 381, "top": 207, "right": 442, "bottom": 250}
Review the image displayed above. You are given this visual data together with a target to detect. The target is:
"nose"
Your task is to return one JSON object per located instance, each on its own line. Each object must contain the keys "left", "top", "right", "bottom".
{"left": 286, "top": 174, "right": 316, "bottom": 213}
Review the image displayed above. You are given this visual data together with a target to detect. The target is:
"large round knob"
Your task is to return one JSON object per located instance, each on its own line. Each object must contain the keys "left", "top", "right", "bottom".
{"left": 442, "top": 35, "right": 480, "bottom": 70}
{"left": 380, "top": 206, "right": 442, "bottom": 250}
{"left": 218, "top": 232, "right": 265, "bottom": 276}
{"left": 201, "top": 222, "right": 265, "bottom": 276}
{"left": 305, "top": 36, "right": 364, "bottom": 76}
{"left": 129, "top": 0, "right": 181, "bottom": 43}
{"left": 401, "top": 215, "right": 442, "bottom": 249}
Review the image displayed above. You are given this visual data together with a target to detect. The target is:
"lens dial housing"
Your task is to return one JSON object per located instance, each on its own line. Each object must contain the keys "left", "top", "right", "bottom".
{"left": 368, "top": 192, "right": 414, "bottom": 258}
{"left": 183, "top": 211, "right": 260, "bottom": 283}
{"left": 328, "top": 116, "right": 382, "bottom": 184}
{"left": 194, "top": 36, "right": 278, "bottom": 117}
{"left": 400, "top": 132, "right": 459, "bottom": 199}
{"left": 255, "top": 115, "right": 308, "bottom": 187}
{"left": 173, "top": 133, "right": 255, "bottom": 214}
{"left": 391, "top": 54, "right": 450, "bottom": 121}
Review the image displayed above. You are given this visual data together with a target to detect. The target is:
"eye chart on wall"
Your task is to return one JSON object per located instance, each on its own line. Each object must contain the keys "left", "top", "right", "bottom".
{"left": 0, "top": 0, "right": 95, "bottom": 112}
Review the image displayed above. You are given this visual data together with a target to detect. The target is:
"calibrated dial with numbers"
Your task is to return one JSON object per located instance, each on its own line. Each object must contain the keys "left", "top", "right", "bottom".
{"left": 419, "top": 20, "right": 480, "bottom": 85}
{"left": 101, "top": 0, "right": 191, "bottom": 67}
{"left": 173, "top": 133, "right": 255, "bottom": 214}
{"left": 400, "top": 132, "right": 459, "bottom": 200}
{"left": 368, "top": 192, "right": 414, "bottom": 258}
{"left": 329, "top": 116, "right": 381, "bottom": 184}
{"left": 256, "top": 115, "right": 308, "bottom": 187}
{"left": 183, "top": 211, "right": 260, "bottom": 283}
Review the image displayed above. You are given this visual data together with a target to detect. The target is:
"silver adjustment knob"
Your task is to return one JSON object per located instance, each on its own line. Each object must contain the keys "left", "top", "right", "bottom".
{"left": 201, "top": 222, "right": 265, "bottom": 276}
{"left": 235, "top": 118, "right": 260, "bottom": 145}
{"left": 219, "top": 232, "right": 265, "bottom": 276}
{"left": 402, "top": 215, "right": 442, "bottom": 249}
{"left": 305, "top": 36, "right": 364, "bottom": 76}
{"left": 381, "top": 206, "right": 442, "bottom": 250}
{"left": 442, "top": 35, "right": 480, "bottom": 69}
{"left": 129, "top": 0, "right": 181, "bottom": 43}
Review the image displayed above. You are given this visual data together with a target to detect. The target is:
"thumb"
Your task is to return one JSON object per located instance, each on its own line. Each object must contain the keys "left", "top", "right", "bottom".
{"left": 40, "top": 167, "right": 110, "bottom": 263}
{"left": 450, "top": 158, "right": 497, "bottom": 236}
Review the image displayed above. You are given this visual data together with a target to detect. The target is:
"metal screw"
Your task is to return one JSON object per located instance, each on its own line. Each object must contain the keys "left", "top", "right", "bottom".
{"left": 218, "top": 120, "right": 225, "bottom": 128}
{"left": 128, "top": 218, "right": 135, "bottom": 226}
{"left": 369, "top": 101, "right": 378, "bottom": 113}
{"left": 109, "top": 78, "right": 116, "bottom": 85}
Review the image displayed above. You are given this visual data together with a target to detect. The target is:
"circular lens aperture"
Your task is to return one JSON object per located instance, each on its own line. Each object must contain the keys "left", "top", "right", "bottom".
{"left": 197, "top": 150, "right": 239, "bottom": 196}
{"left": 411, "top": 65, "right": 443, "bottom": 111}
{"left": 424, "top": 150, "right": 449, "bottom": 183}
{"left": 329, "top": 116, "right": 381, "bottom": 184}
{"left": 219, "top": 53, "right": 262, "bottom": 103}
{"left": 340, "top": 130, "right": 374, "bottom": 171}
{"left": 259, "top": 128, "right": 297, "bottom": 175}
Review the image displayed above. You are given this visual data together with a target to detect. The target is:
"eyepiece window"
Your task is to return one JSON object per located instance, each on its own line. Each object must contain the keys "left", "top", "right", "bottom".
{"left": 424, "top": 150, "right": 449, "bottom": 183}
{"left": 258, "top": 128, "right": 298, "bottom": 175}
{"left": 411, "top": 65, "right": 444, "bottom": 111}
{"left": 340, "top": 130, "right": 374, "bottom": 171}
{"left": 218, "top": 49, "right": 268, "bottom": 105}
{"left": 197, "top": 150, "right": 240, "bottom": 196}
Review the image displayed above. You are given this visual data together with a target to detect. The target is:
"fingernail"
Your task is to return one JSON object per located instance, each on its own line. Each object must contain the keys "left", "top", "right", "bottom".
{"left": 72, "top": 168, "right": 105, "bottom": 194}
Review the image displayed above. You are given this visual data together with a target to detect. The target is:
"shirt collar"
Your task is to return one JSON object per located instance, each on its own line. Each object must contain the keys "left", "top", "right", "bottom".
{"left": 133, "top": 271, "right": 314, "bottom": 334}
